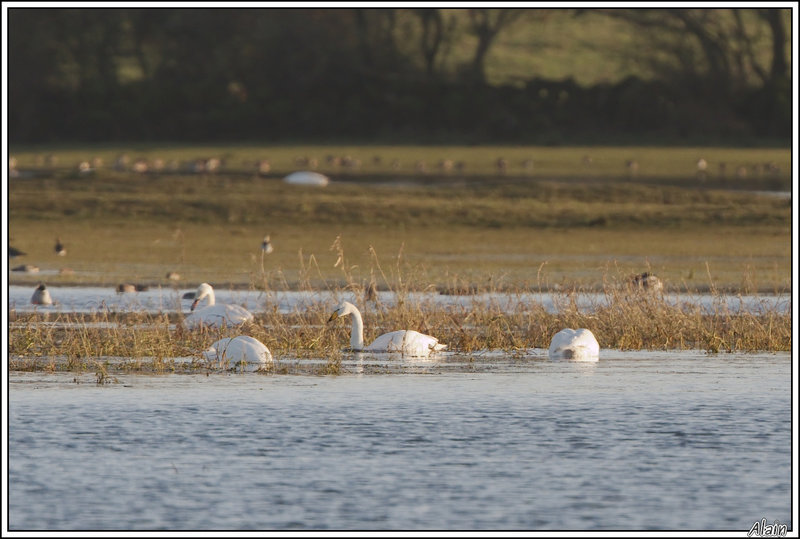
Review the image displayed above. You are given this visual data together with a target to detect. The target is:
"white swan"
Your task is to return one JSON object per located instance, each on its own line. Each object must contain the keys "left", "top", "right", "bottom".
{"left": 328, "top": 301, "right": 446, "bottom": 357}
{"left": 183, "top": 283, "right": 254, "bottom": 329}
{"left": 283, "top": 171, "right": 329, "bottom": 186}
{"left": 31, "top": 284, "right": 53, "bottom": 305}
{"left": 202, "top": 336, "right": 272, "bottom": 370}
{"left": 548, "top": 328, "right": 600, "bottom": 361}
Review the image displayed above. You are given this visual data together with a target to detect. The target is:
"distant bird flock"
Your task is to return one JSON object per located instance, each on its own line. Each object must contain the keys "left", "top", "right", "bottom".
{"left": 9, "top": 151, "right": 782, "bottom": 182}
{"left": 14, "top": 149, "right": 758, "bottom": 368}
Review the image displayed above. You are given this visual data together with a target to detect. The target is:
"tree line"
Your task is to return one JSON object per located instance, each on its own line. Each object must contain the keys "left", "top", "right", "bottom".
{"left": 8, "top": 8, "right": 792, "bottom": 145}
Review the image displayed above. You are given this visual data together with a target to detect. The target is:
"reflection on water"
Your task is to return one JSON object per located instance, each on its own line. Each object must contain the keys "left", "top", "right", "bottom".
{"left": 9, "top": 352, "right": 791, "bottom": 531}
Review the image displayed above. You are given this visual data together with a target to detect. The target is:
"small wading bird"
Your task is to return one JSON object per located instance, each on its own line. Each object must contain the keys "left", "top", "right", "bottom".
{"left": 116, "top": 284, "right": 148, "bottom": 293}
{"left": 183, "top": 283, "right": 254, "bottom": 330}
{"left": 31, "top": 283, "right": 53, "bottom": 305}
{"left": 54, "top": 237, "right": 66, "bottom": 256}
{"left": 261, "top": 235, "right": 274, "bottom": 255}
{"left": 260, "top": 235, "right": 273, "bottom": 273}
{"left": 328, "top": 301, "right": 446, "bottom": 357}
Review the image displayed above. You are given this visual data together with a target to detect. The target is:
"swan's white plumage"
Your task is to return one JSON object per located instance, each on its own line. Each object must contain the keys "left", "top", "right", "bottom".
{"left": 183, "top": 283, "right": 253, "bottom": 329}
{"left": 548, "top": 328, "right": 600, "bottom": 361}
{"left": 366, "top": 330, "right": 445, "bottom": 357}
{"left": 203, "top": 336, "right": 272, "bottom": 368}
{"left": 283, "top": 171, "right": 329, "bottom": 186}
{"left": 329, "top": 301, "right": 445, "bottom": 357}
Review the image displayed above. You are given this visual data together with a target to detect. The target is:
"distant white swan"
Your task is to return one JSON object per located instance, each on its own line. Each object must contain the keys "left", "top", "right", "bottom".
{"left": 183, "top": 283, "right": 254, "bottom": 329}
{"left": 548, "top": 328, "right": 600, "bottom": 361}
{"left": 328, "top": 301, "right": 446, "bottom": 357}
{"left": 31, "top": 284, "right": 53, "bottom": 305}
{"left": 203, "top": 336, "right": 272, "bottom": 369}
{"left": 283, "top": 171, "right": 329, "bottom": 186}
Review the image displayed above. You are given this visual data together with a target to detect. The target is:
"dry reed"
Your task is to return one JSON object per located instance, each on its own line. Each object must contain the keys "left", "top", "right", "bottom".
{"left": 8, "top": 243, "right": 790, "bottom": 376}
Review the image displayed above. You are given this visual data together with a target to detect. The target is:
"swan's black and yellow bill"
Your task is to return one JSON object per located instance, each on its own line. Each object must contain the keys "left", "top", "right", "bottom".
{"left": 327, "top": 312, "right": 339, "bottom": 322}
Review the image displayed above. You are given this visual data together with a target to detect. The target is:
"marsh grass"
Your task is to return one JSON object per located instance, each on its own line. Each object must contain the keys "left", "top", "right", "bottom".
{"left": 9, "top": 247, "right": 791, "bottom": 377}
{"left": 8, "top": 144, "right": 791, "bottom": 371}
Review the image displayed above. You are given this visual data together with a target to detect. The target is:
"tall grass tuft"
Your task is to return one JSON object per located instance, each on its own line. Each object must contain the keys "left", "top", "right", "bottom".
{"left": 9, "top": 256, "right": 790, "bottom": 376}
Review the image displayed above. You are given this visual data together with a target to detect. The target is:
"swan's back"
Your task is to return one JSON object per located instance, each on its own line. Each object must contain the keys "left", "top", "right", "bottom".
{"left": 203, "top": 336, "right": 272, "bottom": 367}
{"left": 548, "top": 328, "right": 599, "bottom": 361}
{"left": 184, "top": 304, "right": 253, "bottom": 329}
{"left": 366, "top": 330, "right": 446, "bottom": 357}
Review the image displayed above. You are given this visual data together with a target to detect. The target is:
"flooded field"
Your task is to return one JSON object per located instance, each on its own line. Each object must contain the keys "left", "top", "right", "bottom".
{"left": 8, "top": 352, "right": 791, "bottom": 531}
{"left": 7, "top": 279, "right": 794, "bottom": 531}
{"left": 8, "top": 285, "right": 790, "bottom": 316}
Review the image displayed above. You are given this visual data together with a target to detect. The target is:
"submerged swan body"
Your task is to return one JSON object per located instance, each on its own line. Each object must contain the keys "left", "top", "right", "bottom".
{"left": 328, "top": 301, "right": 446, "bottom": 357}
{"left": 183, "top": 283, "right": 254, "bottom": 329}
{"left": 203, "top": 336, "right": 272, "bottom": 368}
{"left": 548, "top": 328, "right": 600, "bottom": 361}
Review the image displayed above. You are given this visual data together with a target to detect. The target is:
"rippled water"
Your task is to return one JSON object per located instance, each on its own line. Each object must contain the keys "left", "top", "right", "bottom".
{"left": 9, "top": 352, "right": 791, "bottom": 531}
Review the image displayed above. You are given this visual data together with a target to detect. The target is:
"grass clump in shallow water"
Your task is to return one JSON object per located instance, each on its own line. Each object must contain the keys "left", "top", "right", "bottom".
{"left": 8, "top": 253, "right": 790, "bottom": 376}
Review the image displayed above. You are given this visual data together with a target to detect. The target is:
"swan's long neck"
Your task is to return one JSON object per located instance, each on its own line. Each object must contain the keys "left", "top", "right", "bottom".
{"left": 349, "top": 307, "right": 364, "bottom": 350}
{"left": 204, "top": 288, "right": 216, "bottom": 306}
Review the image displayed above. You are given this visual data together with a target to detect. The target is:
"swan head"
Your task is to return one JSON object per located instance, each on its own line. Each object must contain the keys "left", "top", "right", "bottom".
{"left": 191, "top": 283, "right": 214, "bottom": 311}
{"left": 328, "top": 301, "right": 357, "bottom": 322}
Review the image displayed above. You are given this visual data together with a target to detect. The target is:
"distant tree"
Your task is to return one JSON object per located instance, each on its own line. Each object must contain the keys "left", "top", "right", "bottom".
{"left": 592, "top": 8, "right": 790, "bottom": 96}
{"left": 463, "top": 9, "right": 524, "bottom": 84}
{"left": 754, "top": 9, "right": 789, "bottom": 89}
{"left": 353, "top": 9, "right": 403, "bottom": 76}
{"left": 411, "top": 9, "right": 450, "bottom": 80}
{"left": 590, "top": 8, "right": 791, "bottom": 137}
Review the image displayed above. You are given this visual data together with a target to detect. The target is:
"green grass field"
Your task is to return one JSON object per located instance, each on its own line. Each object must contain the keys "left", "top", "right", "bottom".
{"left": 8, "top": 144, "right": 791, "bottom": 293}
{"left": 9, "top": 144, "right": 791, "bottom": 181}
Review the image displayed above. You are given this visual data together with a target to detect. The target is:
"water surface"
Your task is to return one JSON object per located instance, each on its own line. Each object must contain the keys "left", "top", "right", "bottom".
{"left": 9, "top": 352, "right": 791, "bottom": 531}
{"left": 9, "top": 285, "right": 789, "bottom": 316}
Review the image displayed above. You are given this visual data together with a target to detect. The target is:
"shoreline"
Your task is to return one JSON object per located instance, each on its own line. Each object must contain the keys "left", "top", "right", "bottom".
{"left": 8, "top": 278, "right": 791, "bottom": 296}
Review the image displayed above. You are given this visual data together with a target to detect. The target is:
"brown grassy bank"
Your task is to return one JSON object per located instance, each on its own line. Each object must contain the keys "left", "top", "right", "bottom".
{"left": 8, "top": 153, "right": 792, "bottom": 293}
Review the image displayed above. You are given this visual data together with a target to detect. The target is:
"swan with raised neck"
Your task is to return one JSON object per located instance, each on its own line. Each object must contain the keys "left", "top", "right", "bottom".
{"left": 328, "top": 300, "right": 446, "bottom": 356}
{"left": 329, "top": 301, "right": 367, "bottom": 350}
{"left": 184, "top": 283, "right": 253, "bottom": 329}
{"left": 191, "top": 282, "right": 216, "bottom": 310}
